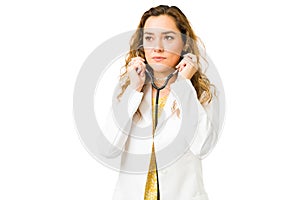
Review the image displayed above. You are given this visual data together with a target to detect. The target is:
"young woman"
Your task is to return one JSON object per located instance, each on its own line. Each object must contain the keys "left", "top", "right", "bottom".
{"left": 104, "top": 5, "right": 220, "bottom": 200}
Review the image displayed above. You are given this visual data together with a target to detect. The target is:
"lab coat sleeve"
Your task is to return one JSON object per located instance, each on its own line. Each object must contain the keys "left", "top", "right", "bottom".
{"left": 101, "top": 84, "right": 144, "bottom": 158}
{"left": 171, "top": 77, "right": 219, "bottom": 159}
{"left": 193, "top": 97, "right": 219, "bottom": 159}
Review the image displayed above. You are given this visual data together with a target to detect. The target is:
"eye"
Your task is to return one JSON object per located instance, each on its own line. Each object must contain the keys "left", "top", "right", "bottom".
{"left": 164, "top": 35, "right": 174, "bottom": 40}
{"left": 144, "top": 36, "right": 153, "bottom": 41}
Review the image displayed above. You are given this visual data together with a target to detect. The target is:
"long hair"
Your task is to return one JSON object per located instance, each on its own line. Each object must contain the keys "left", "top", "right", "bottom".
{"left": 118, "top": 5, "right": 214, "bottom": 105}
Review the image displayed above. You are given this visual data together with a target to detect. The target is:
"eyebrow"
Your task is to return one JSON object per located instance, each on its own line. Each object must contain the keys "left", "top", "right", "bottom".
{"left": 144, "top": 31, "right": 177, "bottom": 35}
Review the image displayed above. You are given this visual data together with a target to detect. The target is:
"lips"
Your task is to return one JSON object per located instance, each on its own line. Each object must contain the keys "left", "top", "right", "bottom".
{"left": 152, "top": 56, "right": 166, "bottom": 62}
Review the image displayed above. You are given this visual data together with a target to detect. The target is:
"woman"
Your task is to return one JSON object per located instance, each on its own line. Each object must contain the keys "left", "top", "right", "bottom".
{"left": 104, "top": 5, "right": 220, "bottom": 200}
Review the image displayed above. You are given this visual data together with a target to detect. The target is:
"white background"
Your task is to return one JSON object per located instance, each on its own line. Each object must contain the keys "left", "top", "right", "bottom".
{"left": 1, "top": 0, "right": 300, "bottom": 199}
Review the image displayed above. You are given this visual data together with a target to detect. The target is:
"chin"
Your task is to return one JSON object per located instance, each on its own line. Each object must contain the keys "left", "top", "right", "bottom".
{"left": 149, "top": 62, "right": 174, "bottom": 70}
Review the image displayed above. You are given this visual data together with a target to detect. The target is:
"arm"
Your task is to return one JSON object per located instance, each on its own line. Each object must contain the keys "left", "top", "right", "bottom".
{"left": 101, "top": 84, "right": 144, "bottom": 158}
{"left": 101, "top": 56, "right": 146, "bottom": 158}
{"left": 170, "top": 76, "right": 219, "bottom": 159}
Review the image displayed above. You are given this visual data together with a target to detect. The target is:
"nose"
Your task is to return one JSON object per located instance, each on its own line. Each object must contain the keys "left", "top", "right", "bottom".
{"left": 153, "top": 39, "right": 164, "bottom": 53}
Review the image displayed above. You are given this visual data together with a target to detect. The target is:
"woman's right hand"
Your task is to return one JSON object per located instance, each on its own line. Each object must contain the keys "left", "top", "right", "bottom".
{"left": 127, "top": 57, "right": 146, "bottom": 92}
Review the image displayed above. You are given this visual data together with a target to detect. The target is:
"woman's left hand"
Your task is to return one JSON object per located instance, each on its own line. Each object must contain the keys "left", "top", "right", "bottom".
{"left": 176, "top": 53, "right": 199, "bottom": 79}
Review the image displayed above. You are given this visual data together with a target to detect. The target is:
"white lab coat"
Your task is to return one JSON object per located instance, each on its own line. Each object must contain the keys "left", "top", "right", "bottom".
{"left": 102, "top": 76, "right": 219, "bottom": 200}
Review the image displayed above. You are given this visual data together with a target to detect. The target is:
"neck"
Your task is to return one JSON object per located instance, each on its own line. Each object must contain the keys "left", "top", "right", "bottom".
{"left": 153, "top": 68, "right": 175, "bottom": 80}
{"left": 152, "top": 72, "right": 178, "bottom": 89}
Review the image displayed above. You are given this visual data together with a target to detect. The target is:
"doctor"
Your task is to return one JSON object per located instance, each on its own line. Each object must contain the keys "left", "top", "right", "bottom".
{"left": 103, "top": 5, "right": 220, "bottom": 200}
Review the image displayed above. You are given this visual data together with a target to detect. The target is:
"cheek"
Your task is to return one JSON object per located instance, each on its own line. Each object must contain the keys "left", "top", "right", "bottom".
{"left": 167, "top": 54, "right": 181, "bottom": 66}
{"left": 144, "top": 50, "right": 152, "bottom": 61}
{"left": 164, "top": 40, "right": 184, "bottom": 54}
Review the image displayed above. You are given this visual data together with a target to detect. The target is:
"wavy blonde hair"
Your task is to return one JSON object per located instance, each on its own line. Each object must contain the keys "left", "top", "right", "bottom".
{"left": 118, "top": 5, "right": 214, "bottom": 105}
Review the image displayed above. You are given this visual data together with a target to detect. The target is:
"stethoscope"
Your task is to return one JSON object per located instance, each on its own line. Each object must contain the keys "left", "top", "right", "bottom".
{"left": 136, "top": 45, "right": 178, "bottom": 200}
{"left": 145, "top": 65, "right": 178, "bottom": 129}
{"left": 135, "top": 45, "right": 179, "bottom": 129}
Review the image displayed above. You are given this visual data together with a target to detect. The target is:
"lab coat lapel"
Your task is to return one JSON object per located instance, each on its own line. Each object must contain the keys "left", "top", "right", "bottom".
{"left": 139, "top": 83, "right": 180, "bottom": 130}
{"left": 138, "top": 83, "right": 152, "bottom": 123}
{"left": 156, "top": 90, "right": 180, "bottom": 130}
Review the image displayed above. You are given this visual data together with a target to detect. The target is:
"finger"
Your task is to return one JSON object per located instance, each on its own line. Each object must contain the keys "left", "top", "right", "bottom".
{"left": 175, "top": 60, "right": 185, "bottom": 69}
{"left": 129, "top": 57, "right": 145, "bottom": 67}
{"left": 131, "top": 56, "right": 145, "bottom": 62}
{"left": 137, "top": 60, "right": 145, "bottom": 67}
{"left": 182, "top": 57, "right": 199, "bottom": 71}
{"left": 178, "top": 65, "right": 186, "bottom": 72}
{"left": 128, "top": 67, "right": 138, "bottom": 78}
{"left": 136, "top": 61, "right": 146, "bottom": 75}
{"left": 128, "top": 60, "right": 139, "bottom": 71}
{"left": 127, "top": 64, "right": 133, "bottom": 71}
{"left": 183, "top": 58, "right": 193, "bottom": 67}
{"left": 177, "top": 59, "right": 191, "bottom": 72}
{"left": 136, "top": 67, "right": 141, "bottom": 74}
{"left": 183, "top": 53, "right": 196, "bottom": 60}
{"left": 128, "top": 66, "right": 140, "bottom": 77}
{"left": 128, "top": 60, "right": 134, "bottom": 67}
{"left": 140, "top": 63, "right": 147, "bottom": 77}
{"left": 140, "top": 68, "right": 145, "bottom": 77}
{"left": 128, "top": 63, "right": 136, "bottom": 72}
{"left": 179, "top": 62, "right": 195, "bottom": 74}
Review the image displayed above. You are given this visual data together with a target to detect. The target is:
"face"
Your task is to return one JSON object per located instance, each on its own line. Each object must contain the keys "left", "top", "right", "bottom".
{"left": 143, "top": 15, "right": 185, "bottom": 73}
